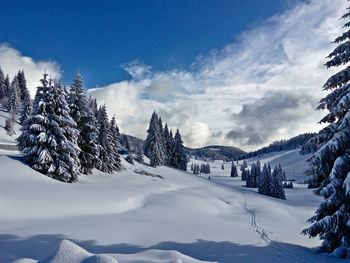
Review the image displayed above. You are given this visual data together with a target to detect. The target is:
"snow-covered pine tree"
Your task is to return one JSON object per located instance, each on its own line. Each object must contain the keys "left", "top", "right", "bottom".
{"left": 0, "top": 67, "right": 5, "bottom": 100}
{"left": 158, "top": 117, "right": 167, "bottom": 164}
{"left": 17, "top": 74, "right": 80, "bottom": 182}
{"left": 173, "top": 129, "right": 187, "bottom": 171}
{"left": 272, "top": 166, "right": 286, "bottom": 200}
{"left": 191, "top": 163, "right": 194, "bottom": 171}
{"left": 7, "top": 75, "right": 20, "bottom": 113}
{"left": 136, "top": 147, "right": 144, "bottom": 164}
{"left": 246, "top": 168, "right": 254, "bottom": 188}
{"left": 241, "top": 167, "right": 247, "bottom": 181}
{"left": 18, "top": 87, "right": 32, "bottom": 125}
{"left": 68, "top": 73, "right": 100, "bottom": 175}
{"left": 231, "top": 162, "right": 238, "bottom": 177}
{"left": 96, "top": 105, "right": 116, "bottom": 173}
{"left": 4, "top": 75, "right": 10, "bottom": 97}
{"left": 164, "top": 123, "right": 173, "bottom": 166}
{"left": 302, "top": 4, "right": 350, "bottom": 257}
{"left": 110, "top": 115, "right": 122, "bottom": 171}
{"left": 258, "top": 164, "right": 273, "bottom": 196}
{"left": 17, "top": 70, "right": 29, "bottom": 104}
{"left": 144, "top": 111, "right": 167, "bottom": 167}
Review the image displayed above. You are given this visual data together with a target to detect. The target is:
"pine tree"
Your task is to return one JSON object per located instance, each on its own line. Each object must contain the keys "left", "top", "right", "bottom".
{"left": 272, "top": 166, "right": 286, "bottom": 200}
{"left": 0, "top": 67, "right": 5, "bottom": 100}
{"left": 221, "top": 163, "right": 224, "bottom": 170}
{"left": 136, "top": 147, "right": 144, "bottom": 164}
{"left": 19, "top": 80, "right": 32, "bottom": 125}
{"left": 110, "top": 115, "right": 122, "bottom": 171}
{"left": 191, "top": 163, "right": 194, "bottom": 171}
{"left": 302, "top": 4, "right": 350, "bottom": 257}
{"left": 68, "top": 73, "right": 100, "bottom": 175}
{"left": 96, "top": 105, "right": 116, "bottom": 173}
{"left": 164, "top": 123, "right": 173, "bottom": 166}
{"left": 7, "top": 75, "right": 20, "bottom": 113}
{"left": 258, "top": 164, "right": 273, "bottom": 196}
{"left": 172, "top": 129, "right": 187, "bottom": 171}
{"left": 17, "top": 74, "right": 80, "bottom": 182}
{"left": 241, "top": 167, "right": 247, "bottom": 181}
{"left": 144, "top": 111, "right": 166, "bottom": 167}
{"left": 17, "top": 70, "right": 29, "bottom": 104}
{"left": 231, "top": 162, "right": 238, "bottom": 177}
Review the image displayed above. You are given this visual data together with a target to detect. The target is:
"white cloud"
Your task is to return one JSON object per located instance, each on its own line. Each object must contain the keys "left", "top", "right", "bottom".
{"left": 88, "top": 0, "right": 347, "bottom": 150}
{"left": 0, "top": 43, "right": 61, "bottom": 98}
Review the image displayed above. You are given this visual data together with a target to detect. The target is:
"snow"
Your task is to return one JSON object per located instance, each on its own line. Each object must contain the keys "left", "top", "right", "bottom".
{"left": 0, "top": 109, "right": 344, "bottom": 262}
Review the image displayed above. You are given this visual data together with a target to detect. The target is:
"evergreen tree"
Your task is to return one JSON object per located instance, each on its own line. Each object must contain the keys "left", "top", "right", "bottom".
{"left": 18, "top": 88, "right": 32, "bottom": 125}
{"left": 221, "top": 163, "right": 224, "bottom": 170}
{"left": 136, "top": 147, "right": 144, "bottom": 164}
{"left": 17, "top": 74, "right": 80, "bottom": 182}
{"left": 191, "top": 163, "right": 194, "bottom": 171}
{"left": 17, "top": 70, "right": 29, "bottom": 104}
{"left": 7, "top": 75, "right": 20, "bottom": 113}
{"left": 258, "top": 164, "right": 273, "bottom": 196}
{"left": 173, "top": 129, "right": 187, "bottom": 171}
{"left": 96, "top": 105, "right": 116, "bottom": 173}
{"left": 302, "top": 4, "right": 350, "bottom": 257}
{"left": 231, "top": 162, "right": 238, "bottom": 177}
{"left": 164, "top": 123, "right": 173, "bottom": 166}
{"left": 241, "top": 167, "right": 247, "bottom": 181}
{"left": 110, "top": 115, "right": 122, "bottom": 171}
{"left": 246, "top": 168, "right": 254, "bottom": 188}
{"left": 4, "top": 75, "right": 10, "bottom": 98}
{"left": 0, "top": 67, "right": 5, "bottom": 100}
{"left": 144, "top": 111, "right": 167, "bottom": 167}
{"left": 68, "top": 73, "right": 100, "bottom": 175}
{"left": 272, "top": 166, "right": 286, "bottom": 200}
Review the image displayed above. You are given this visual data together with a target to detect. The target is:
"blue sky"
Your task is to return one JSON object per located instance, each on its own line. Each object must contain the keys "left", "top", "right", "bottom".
{"left": 1, "top": 0, "right": 300, "bottom": 88}
{"left": 0, "top": 0, "right": 346, "bottom": 150}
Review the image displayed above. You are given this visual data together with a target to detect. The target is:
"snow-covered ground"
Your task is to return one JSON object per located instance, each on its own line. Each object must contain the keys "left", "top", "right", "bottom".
{"left": 0, "top": 110, "right": 343, "bottom": 263}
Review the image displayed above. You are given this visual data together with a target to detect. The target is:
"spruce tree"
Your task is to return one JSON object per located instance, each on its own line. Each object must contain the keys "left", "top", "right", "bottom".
{"left": 17, "top": 70, "right": 29, "bottom": 104}
{"left": 7, "top": 75, "right": 20, "bottom": 113}
{"left": 272, "top": 166, "right": 286, "bottom": 200}
{"left": 172, "top": 129, "right": 187, "bottom": 171}
{"left": 144, "top": 111, "right": 166, "bottom": 167}
{"left": 0, "top": 67, "right": 5, "bottom": 100}
{"left": 110, "top": 115, "right": 122, "bottom": 171}
{"left": 4, "top": 75, "right": 10, "bottom": 97}
{"left": 68, "top": 73, "right": 100, "bottom": 175}
{"left": 258, "top": 164, "right": 273, "bottom": 196}
{"left": 302, "top": 4, "right": 350, "bottom": 257}
{"left": 96, "top": 105, "right": 116, "bottom": 173}
{"left": 17, "top": 74, "right": 80, "bottom": 182}
{"left": 231, "top": 162, "right": 238, "bottom": 177}
{"left": 164, "top": 123, "right": 173, "bottom": 166}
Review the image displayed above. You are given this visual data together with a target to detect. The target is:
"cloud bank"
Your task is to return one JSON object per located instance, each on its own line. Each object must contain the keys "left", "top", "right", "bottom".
{"left": 0, "top": 43, "right": 61, "bottom": 98}
{"left": 89, "top": 0, "right": 347, "bottom": 151}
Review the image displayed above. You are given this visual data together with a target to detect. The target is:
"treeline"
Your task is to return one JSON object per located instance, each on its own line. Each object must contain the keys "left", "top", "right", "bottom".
{"left": 120, "top": 133, "right": 144, "bottom": 153}
{"left": 0, "top": 68, "right": 32, "bottom": 135}
{"left": 241, "top": 161, "right": 287, "bottom": 199}
{"left": 185, "top": 145, "right": 246, "bottom": 161}
{"left": 144, "top": 111, "right": 187, "bottom": 170}
{"left": 239, "top": 133, "right": 316, "bottom": 159}
{"left": 15, "top": 72, "right": 122, "bottom": 182}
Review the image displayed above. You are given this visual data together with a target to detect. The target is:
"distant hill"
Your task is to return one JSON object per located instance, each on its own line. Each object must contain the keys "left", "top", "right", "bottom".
{"left": 184, "top": 145, "right": 246, "bottom": 161}
{"left": 239, "top": 133, "right": 316, "bottom": 160}
{"left": 120, "top": 134, "right": 144, "bottom": 153}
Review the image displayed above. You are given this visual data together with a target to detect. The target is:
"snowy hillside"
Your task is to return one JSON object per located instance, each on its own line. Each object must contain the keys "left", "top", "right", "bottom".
{"left": 0, "top": 139, "right": 344, "bottom": 263}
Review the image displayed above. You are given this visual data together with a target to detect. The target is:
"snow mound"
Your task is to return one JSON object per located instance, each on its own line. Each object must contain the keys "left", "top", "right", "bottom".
{"left": 16, "top": 240, "right": 214, "bottom": 263}
{"left": 39, "top": 240, "right": 92, "bottom": 263}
